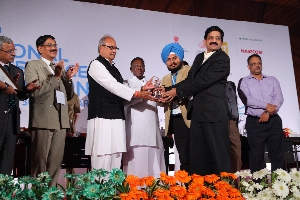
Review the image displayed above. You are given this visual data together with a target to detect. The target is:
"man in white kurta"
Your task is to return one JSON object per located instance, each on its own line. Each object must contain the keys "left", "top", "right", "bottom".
{"left": 123, "top": 57, "right": 165, "bottom": 178}
{"left": 85, "top": 35, "right": 154, "bottom": 172}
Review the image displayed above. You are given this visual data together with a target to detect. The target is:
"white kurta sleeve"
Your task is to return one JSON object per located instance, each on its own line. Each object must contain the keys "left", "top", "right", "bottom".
{"left": 88, "top": 60, "right": 135, "bottom": 101}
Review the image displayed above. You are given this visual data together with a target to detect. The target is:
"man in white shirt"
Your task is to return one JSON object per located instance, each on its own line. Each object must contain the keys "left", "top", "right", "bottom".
{"left": 85, "top": 35, "right": 155, "bottom": 172}
{"left": 123, "top": 57, "right": 165, "bottom": 178}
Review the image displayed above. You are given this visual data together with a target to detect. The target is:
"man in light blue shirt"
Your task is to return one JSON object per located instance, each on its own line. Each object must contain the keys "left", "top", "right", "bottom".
{"left": 238, "top": 54, "right": 284, "bottom": 173}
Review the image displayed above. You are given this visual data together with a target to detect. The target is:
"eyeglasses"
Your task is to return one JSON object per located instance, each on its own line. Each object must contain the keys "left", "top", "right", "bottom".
{"left": 207, "top": 36, "right": 221, "bottom": 41}
{"left": 42, "top": 43, "right": 58, "bottom": 48}
{"left": 102, "top": 45, "right": 119, "bottom": 50}
{"left": 249, "top": 62, "right": 262, "bottom": 67}
{"left": 0, "top": 49, "right": 17, "bottom": 54}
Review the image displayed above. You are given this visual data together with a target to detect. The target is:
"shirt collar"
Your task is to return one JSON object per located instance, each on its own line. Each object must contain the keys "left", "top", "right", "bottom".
{"left": 41, "top": 57, "right": 52, "bottom": 66}
{"left": 0, "top": 61, "right": 9, "bottom": 66}
{"left": 247, "top": 73, "right": 267, "bottom": 80}
{"left": 132, "top": 76, "right": 146, "bottom": 83}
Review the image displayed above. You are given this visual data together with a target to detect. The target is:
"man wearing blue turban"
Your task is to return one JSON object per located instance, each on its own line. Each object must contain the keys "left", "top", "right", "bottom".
{"left": 161, "top": 26, "right": 231, "bottom": 176}
{"left": 160, "top": 43, "right": 191, "bottom": 173}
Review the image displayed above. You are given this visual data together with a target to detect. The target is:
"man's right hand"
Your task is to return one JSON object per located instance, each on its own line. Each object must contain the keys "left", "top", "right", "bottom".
{"left": 266, "top": 103, "right": 277, "bottom": 114}
{"left": 54, "top": 60, "right": 64, "bottom": 79}
{"left": 4, "top": 85, "right": 17, "bottom": 94}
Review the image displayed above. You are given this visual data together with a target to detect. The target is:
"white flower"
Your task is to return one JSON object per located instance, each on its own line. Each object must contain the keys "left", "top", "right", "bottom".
{"left": 257, "top": 188, "right": 272, "bottom": 200}
{"left": 291, "top": 185, "right": 298, "bottom": 193}
{"left": 272, "top": 180, "right": 289, "bottom": 198}
{"left": 241, "top": 181, "right": 250, "bottom": 187}
{"left": 247, "top": 185, "right": 255, "bottom": 192}
{"left": 290, "top": 169, "right": 300, "bottom": 183}
{"left": 293, "top": 190, "right": 300, "bottom": 199}
{"left": 242, "top": 193, "right": 258, "bottom": 200}
{"left": 253, "top": 183, "right": 263, "bottom": 190}
{"left": 274, "top": 168, "right": 292, "bottom": 183}
{"left": 235, "top": 170, "right": 252, "bottom": 179}
{"left": 253, "top": 168, "right": 270, "bottom": 180}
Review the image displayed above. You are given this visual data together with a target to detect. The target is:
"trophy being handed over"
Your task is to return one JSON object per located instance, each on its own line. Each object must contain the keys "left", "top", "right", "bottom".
{"left": 151, "top": 76, "right": 162, "bottom": 98}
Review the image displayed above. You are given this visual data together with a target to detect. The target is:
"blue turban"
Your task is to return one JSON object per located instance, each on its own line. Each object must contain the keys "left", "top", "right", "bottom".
{"left": 161, "top": 43, "right": 184, "bottom": 63}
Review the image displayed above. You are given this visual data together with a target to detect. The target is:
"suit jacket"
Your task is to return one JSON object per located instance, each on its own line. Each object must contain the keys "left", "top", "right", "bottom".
{"left": 161, "top": 65, "right": 191, "bottom": 135}
{"left": 172, "top": 49, "right": 230, "bottom": 122}
{"left": 0, "top": 63, "right": 30, "bottom": 135}
{"left": 25, "top": 59, "right": 72, "bottom": 130}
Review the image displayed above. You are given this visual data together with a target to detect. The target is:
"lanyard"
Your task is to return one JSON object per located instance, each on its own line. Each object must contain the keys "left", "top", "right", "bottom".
{"left": 172, "top": 72, "right": 178, "bottom": 85}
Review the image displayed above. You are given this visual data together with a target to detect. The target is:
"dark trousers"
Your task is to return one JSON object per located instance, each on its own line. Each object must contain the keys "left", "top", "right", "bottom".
{"left": 246, "top": 115, "right": 284, "bottom": 172}
{"left": 170, "top": 115, "right": 190, "bottom": 173}
{"left": 190, "top": 120, "right": 231, "bottom": 175}
{"left": 0, "top": 114, "right": 17, "bottom": 175}
{"left": 229, "top": 120, "right": 242, "bottom": 173}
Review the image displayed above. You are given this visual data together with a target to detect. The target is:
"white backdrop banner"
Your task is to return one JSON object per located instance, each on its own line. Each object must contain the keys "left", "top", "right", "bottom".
{"left": 0, "top": 0, "right": 299, "bottom": 133}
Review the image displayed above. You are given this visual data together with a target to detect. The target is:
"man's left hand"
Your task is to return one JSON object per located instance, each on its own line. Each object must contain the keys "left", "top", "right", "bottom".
{"left": 26, "top": 79, "right": 41, "bottom": 92}
{"left": 13, "top": 73, "right": 20, "bottom": 82}
{"left": 66, "top": 63, "right": 79, "bottom": 80}
{"left": 142, "top": 78, "right": 155, "bottom": 91}
{"left": 258, "top": 112, "right": 270, "bottom": 123}
{"left": 160, "top": 88, "right": 177, "bottom": 103}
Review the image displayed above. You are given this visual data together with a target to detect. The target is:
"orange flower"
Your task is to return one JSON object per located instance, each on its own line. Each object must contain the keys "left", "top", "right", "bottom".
{"left": 186, "top": 192, "right": 201, "bottom": 200}
{"left": 174, "top": 170, "right": 191, "bottom": 183}
{"left": 216, "top": 188, "right": 229, "bottom": 200}
{"left": 191, "top": 174, "right": 205, "bottom": 185}
{"left": 227, "top": 188, "right": 243, "bottom": 198}
{"left": 153, "top": 188, "right": 171, "bottom": 199}
{"left": 170, "top": 185, "right": 186, "bottom": 198}
{"left": 204, "top": 174, "right": 220, "bottom": 184}
{"left": 220, "top": 172, "right": 237, "bottom": 180}
{"left": 141, "top": 176, "right": 155, "bottom": 187}
{"left": 133, "top": 190, "right": 149, "bottom": 199}
{"left": 125, "top": 174, "right": 141, "bottom": 188}
{"left": 119, "top": 192, "right": 135, "bottom": 200}
{"left": 203, "top": 187, "right": 215, "bottom": 198}
{"left": 188, "top": 181, "right": 205, "bottom": 195}
{"left": 214, "top": 180, "right": 231, "bottom": 190}
{"left": 160, "top": 171, "right": 176, "bottom": 186}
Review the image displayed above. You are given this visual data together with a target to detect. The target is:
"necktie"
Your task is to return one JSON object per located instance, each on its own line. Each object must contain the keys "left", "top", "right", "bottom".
{"left": 3, "top": 64, "right": 15, "bottom": 113}
{"left": 50, "top": 63, "right": 61, "bottom": 111}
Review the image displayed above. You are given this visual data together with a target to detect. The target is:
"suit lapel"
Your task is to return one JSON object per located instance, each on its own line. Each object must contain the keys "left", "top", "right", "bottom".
{"left": 39, "top": 58, "right": 53, "bottom": 76}
{"left": 164, "top": 74, "right": 172, "bottom": 87}
{"left": 193, "top": 49, "right": 222, "bottom": 78}
{"left": 176, "top": 66, "right": 186, "bottom": 83}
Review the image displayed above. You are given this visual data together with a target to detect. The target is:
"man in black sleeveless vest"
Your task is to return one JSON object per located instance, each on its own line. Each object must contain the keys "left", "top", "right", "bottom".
{"left": 85, "top": 35, "right": 154, "bottom": 171}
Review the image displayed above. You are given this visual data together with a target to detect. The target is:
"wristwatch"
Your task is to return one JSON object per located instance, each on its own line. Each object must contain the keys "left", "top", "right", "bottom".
{"left": 265, "top": 110, "right": 270, "bottom": 115}
{"left": 3, "top": 82, "right": 9, "bottom": 91}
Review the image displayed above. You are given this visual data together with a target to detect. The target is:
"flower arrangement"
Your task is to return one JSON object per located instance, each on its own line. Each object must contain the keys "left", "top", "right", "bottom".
{"left": 236, "top": 168, "right": 300, "bottom": 199}
{"left": 283, "top": 127, "right": 294, "bottom": 137}
{"left": 0, "top": 169, "right": 242, "bottom": 199}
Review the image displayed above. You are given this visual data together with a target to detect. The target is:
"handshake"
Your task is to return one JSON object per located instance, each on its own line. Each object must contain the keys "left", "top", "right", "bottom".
{"left": 136, "top": 76, "right": 177, "bottom": 103}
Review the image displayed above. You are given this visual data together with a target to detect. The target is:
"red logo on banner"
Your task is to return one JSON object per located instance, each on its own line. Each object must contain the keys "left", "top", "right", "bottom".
{"left": 198, "top": 40, "right": 206, "bottom": 48}
{"left": 241, "top": 49, "right": 263, "bottom": 54}
{"left": 173, "top": 36, "right": 179, "bottom": 43}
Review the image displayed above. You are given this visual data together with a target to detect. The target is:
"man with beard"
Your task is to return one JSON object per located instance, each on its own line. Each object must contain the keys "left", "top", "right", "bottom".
{"left": 25, "top": 35, "right": 79, "bottom": 186}
{"left": 123, "top": 57, "right": 165, "bottom": 178}
{"left": 161, "top": 26, "right": 231, "bottom": 175}
{"left": 238, "top": 54, "right": 284, "bottom": 173}
{"left": 160, "top": 43, "right": 191, "bottom": 173}
{"left": 0, "top": 36, "right": 39, "bottom": 175}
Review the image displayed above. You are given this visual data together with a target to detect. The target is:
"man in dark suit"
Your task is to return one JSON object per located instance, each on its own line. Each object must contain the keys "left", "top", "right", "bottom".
{"left": 0, "top": 36, "right": 39, "bottom": 175}
{"left": 161, "top": 26, "right": 231, "bottom": 175}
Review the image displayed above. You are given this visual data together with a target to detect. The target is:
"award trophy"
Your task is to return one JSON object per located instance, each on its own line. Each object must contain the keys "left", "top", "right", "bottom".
{"left": 152, "top": 76, "right": 162, "bottom": 98}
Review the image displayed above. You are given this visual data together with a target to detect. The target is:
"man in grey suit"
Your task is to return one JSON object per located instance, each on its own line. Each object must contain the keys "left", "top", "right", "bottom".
{"left": 25, "top": 35, "right": 78, "bottom": 186}
{"left": 0, "top": 36, "right": 39, "bottom": 175}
